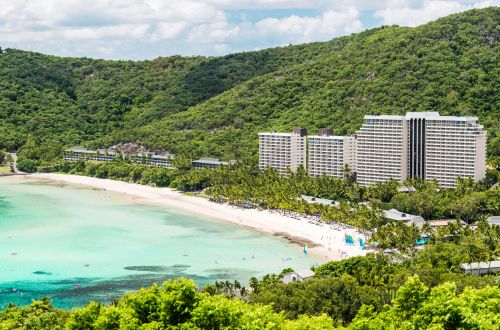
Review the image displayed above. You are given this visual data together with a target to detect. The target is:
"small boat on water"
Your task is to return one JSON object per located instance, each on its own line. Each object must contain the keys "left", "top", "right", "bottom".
{"left": 10, "top": 252, "right": 17, "bottom": 256}
{"left": 72, "top": 284, "right": 81, "bottom": 287}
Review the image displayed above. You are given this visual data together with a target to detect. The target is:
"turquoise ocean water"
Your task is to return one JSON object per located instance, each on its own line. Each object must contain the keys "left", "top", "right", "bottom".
{"left": 0, "top": 176, "right": 316, "bottom": 309}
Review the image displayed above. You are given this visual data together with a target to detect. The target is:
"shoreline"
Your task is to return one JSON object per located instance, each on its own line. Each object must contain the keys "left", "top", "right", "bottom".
{"left": 21, "top": 173, "right": 368, "bottom": 261}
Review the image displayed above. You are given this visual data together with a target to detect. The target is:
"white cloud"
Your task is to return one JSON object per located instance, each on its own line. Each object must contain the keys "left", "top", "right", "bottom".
{"left": 0, "top": 0, "right": 231, "bottom": 56}
{"left": 0, "top": 0, "right": 496, "bottom": 58}
{"left": 188, "top": 21, "right": 240, "bottom": 44}
{"left": 152, "top": 22, "right": 188, "bottom": 40}
{"left": 375, "top": 0, "right": 498, "bottom": 26}
{"left": 253, "top": 7, "right": 362, "bottom": 43}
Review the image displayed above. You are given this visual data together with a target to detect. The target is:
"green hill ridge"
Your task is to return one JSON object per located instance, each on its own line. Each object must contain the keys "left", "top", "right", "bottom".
{"left": 0, "top": 7, "right": 498, "bottom": 163}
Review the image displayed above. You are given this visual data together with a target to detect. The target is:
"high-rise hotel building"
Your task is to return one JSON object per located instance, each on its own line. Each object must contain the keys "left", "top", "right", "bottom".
{"left": 356, "top": 115, "right": 409, "bottom": 186}
{"left": 420, "top": 113, "right": 486, "bottom": 188}
{"left": 258, "top": 128, "right": 307, "bottom": 174}
{"left": 308, "top": 128, "right": 357, "bottom": 178}
{"left": 356, "top": 112, "right": 486, "bottom": 188}
{"left": 258, "top": 112, "right": 486, "bottom": 188}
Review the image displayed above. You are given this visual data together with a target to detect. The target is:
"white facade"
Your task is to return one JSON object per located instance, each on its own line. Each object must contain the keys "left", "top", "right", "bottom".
{"left": 422, "top": 113, "right": 486, "bottom": 188}
{"left": 64, "top": 147, "right": 175, "bottom": 167}
{"left": 192, "top": 158, "right": 235, "bottom": 169}
{"left": 460, "top": 261, "right": 500, "bottom": 275}
{"left": 355, "top": 115, "right": 408, "bottom": 186}
{"left": 258, "top": 129, "right": 307, "bottom": 174}
{"left": 258, "top": 113, "right": 486, "bottom": 188}
{"left": 63, "top": 147, "right": 116, "bottom": 162}
{"left": 282, "top": 269, "right": 315, "bottom": 283}
{"left": 355, "top": 112, "right": 487, "bottom": 188}
{"left": 383, "top": 209, "right": 425, "bottom": 228}
{"left": 134, "top": 153, "right": 174, "bottom": 168}
{"left": 308, "top": 134, "right": 356, "bottom": 178}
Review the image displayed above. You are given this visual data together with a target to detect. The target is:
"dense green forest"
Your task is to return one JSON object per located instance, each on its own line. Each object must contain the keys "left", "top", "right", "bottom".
{"left": 0, "top": 36, "right": 333, "bottom": 153}
{"left": 119, "top": 7, "right": 499, "bottom": 161}
{"left": 1, "top": 7, "right": 499, "bottom": 164}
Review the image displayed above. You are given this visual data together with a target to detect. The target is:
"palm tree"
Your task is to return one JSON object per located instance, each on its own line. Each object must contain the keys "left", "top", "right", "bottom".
{"left": 420, "top": 221, "right": 434, "bottom": 240}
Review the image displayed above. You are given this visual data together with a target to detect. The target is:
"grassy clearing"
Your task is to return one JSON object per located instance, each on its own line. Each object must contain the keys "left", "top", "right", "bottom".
{"left": 0, "top": 167, "right": 12, "bottom": 173}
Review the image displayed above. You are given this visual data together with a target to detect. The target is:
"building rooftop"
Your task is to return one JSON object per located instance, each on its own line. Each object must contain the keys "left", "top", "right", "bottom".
{"left": 152, "top": 154, "right": 175, "bottom": 160}
{"left": 383, "top": 209, "right": 424, "bottom": 221}
{"left": 293, "top": 269, "right": 315, "bottom": 279}
{"left": 259, "top": 132, "right": 295, "bottom": 136}
{"left": 405, "top": 112, "right": 440, "bottom": 119}
{"left": 308, "top": 135, "right": 351, "bottom": 140}
{"left": 459, "top": 261, "right": 500, "bottom": 271}
{"left": 364, "top": 115, "right": 404, "bottom": 120}
{"left": 259, "top": 128, "right": 307, "bottom": 137}
{"left": 301, "top": 195, "right": 339, "bottom": 207}
{"left": 406, "top": 112, "right": 479, "bottom": 122}
{"left": 363, "top": 112, "right": 479, "bottom": 122}
{"left": 66, "top": 147, "right": 117, "bottom": 155}
{"left": 428, "top": 219, "right": 467, "bottom": 227}
{"left": 97, "top": 149, "right": 116, "bottom": 155}
{"left": 487, "top": 216, "right": 500, "bottom": 225}
{"left": 136, "top": 152, "right": 175, "bottom": 159}
{"left": 192, "top": 158, "right": 235, "bottom": 165}
{"left": 66, "top": 147, "right": 95, "bottom": 153}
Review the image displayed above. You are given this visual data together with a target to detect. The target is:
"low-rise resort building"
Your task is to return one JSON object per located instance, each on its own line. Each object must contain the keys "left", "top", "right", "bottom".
{"left": 427, "top": 219, "right": 467, "bottom": 228}
{"left": 301, "top": 195, "right": 339, "bottom": 207}
{"left": 63, "top": 147, "right": 117, "bottom": 162}
{"left": 459, "top": 261, "right": 500, "bottom": 275}
{"left": 382, "top": 209, "right": 425, "bottom": 228}
{"left": 133, "top": 152, "right": 175, "bottom": 168}
{"left": 282, "top": 269, "right": 315, "bottom": 283}
{"left": 192, "top": 158, "right": 236, "bottom": 169}
{"left": 63, "top": 147, "right": 233, "bottom": 170}
{"left": 258, "top": 112, "right": 487, "bottom": 189}
{"left": 487, "top": 216, "right": 500, "bottom": 226}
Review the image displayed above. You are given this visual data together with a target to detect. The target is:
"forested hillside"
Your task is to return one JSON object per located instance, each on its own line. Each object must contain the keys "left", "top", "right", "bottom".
{"left": 115, "top": 7, "right": 498, "bottom": 160}
{"left": 0, "top": 40, "right": 334, "bottom": 151}
{"left": 0, "top": 7, "right": 498, "bottom": 163}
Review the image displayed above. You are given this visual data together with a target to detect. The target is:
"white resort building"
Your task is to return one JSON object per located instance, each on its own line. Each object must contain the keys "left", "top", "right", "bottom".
{"left": 133, "top": 152, "right": 175, "bottom": 168}
{"left": 383, "top": 209, "right": 425, "bottom": 228}
{"left": 258, "top": 112, "right": 487, "bottom": 188}
{"left": 281, "top": 269, "right": 315, "bottom": 283}
{"left": 308, "top": 128, "right": 357, "bottom": 178}
{"left": 355, "top": 112, "right": 486, "bottom": 188}
{"left": 63, "top": 147, "right": 117, "bottom": 162}
{"left": 258, "top": 128, "right": 307, "bottom": 174}
{"left": 64, "top": 147, "right": 174, "bottom": 168}
{"left": 192, "top": 158, "right": 236, "bottom": 169}
{"left": 423, "top": 113, "right": 486, "bottom": 188}
{"left": 355, "top": 115, "right": 409, "bottom": 186}
{"left": 63, "top": 147, "right": 233, "bottom": 170}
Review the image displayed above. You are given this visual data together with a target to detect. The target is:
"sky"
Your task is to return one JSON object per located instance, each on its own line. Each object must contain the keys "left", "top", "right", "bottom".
{"left": 0, "top": 0, "right": 498, "bottom": 60}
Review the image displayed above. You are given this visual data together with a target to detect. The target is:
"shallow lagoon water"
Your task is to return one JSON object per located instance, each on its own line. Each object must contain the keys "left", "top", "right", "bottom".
{"left": 0, "top": 176, "right": 316, "bottom": 309}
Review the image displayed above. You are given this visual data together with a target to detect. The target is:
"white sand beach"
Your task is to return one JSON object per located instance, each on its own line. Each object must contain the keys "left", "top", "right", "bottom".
{"left": 29, "top": 173, "right": 368, "bottom": 262}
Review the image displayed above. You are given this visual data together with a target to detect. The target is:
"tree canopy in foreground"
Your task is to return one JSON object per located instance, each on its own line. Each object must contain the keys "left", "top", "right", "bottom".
{"left": 1, "top": 275, "right": 498, "bottom": 329}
